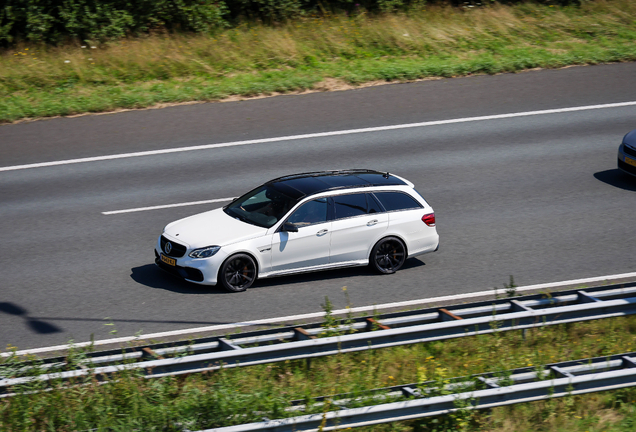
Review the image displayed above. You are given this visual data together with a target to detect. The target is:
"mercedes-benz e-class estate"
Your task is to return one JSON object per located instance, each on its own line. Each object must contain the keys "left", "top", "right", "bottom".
{"left": 155, "top": 170, "right": 439, "bottom": 292}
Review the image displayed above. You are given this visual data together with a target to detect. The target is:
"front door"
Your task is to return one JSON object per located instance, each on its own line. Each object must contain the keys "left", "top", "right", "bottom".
{"left": 270, "top": 198, "right": 332, "bottom": 272}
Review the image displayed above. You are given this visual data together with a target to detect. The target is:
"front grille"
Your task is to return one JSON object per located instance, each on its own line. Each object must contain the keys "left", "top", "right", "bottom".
{"left": 623, "top": 144, "right": 636, "bottom": 158}
{"left": 618, "top": 159, "right": 636, "bottom": 176}
{"left": 155, "top": 254, "right": 204, "bottom": 282}
{"left": 160, "top": 235, "right": 187, "bottom": 258}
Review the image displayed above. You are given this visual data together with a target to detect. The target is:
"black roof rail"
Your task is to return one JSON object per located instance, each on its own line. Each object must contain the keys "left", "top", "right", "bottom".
{"left": 265, "top": 169, "right": 385, "bottom": 184}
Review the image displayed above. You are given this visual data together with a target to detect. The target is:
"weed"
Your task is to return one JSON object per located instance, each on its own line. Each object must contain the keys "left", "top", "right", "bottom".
{"left": 319, "top": 288, "right": 358, "bottom": 337}
{"left": 493, "top": 275, "right": 518, "bottom": 299}
{"left": 320, "top": 295, "right": 340, "bottom": 337}
{"left": 103, "top": 317, "right": 118, "bottom": 335}
{"left": 504, "top": 275, "right": 518, "bottom": 298}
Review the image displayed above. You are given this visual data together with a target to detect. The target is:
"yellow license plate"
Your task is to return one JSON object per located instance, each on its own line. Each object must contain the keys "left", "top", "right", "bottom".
{"left": 161, "top": 254, "right": 176, "bottom": 266}
{"left": 626, "top": 156, "right": 636, "bottom": 167}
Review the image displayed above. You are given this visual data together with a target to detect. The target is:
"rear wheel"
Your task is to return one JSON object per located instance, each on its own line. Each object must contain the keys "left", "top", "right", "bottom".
{"left": 370, "top": 237, "right": 406, "bottom": 274}
{"left": 219, "top": 254, "right": 257, "bottom": 292}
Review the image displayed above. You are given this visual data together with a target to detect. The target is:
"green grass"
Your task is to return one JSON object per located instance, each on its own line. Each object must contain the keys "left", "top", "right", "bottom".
{"left": 2, "top": 312, "right": 636, "bottom": 431}
{"left": 1, "top": 0, "right": 636, "bottom": 123}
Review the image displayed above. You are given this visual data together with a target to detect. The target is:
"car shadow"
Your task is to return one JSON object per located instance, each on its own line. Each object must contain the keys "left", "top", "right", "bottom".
{"left": 594, "top": 169, "right": 636, "bottom": 192}
{"left": 255, "top": 258, "right": 426, "bottom": 288}
{"left": 132, "top": 258, "right": 426, "bottom": 292}
{"left": 130, "top": 264, "right": 227, "bottom": 294}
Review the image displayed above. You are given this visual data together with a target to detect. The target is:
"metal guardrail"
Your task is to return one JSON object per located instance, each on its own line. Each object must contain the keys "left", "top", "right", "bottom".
{"left": 1, "top": 283, "right": 636, "bottom": 396}
{"left": 208, "top": 351, "right": 636, "bottom": 432}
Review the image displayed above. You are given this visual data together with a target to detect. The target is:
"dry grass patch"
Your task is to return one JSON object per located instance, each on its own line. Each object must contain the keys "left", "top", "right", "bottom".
{"left": 1, "top": 0, "right": 636, "bottom": 122}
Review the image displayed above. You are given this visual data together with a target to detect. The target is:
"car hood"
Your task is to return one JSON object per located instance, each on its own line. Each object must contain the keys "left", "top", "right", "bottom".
{"left": 624, "top": 129, "right": 636, "bottom": 147}
{"left": 163, "top": 208, "right": 268, "bottom": 249}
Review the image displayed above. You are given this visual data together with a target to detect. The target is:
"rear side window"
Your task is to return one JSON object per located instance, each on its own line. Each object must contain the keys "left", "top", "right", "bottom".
{"left": 373, "top": 192, "right": 422, "bottom": 212}
{"left": 333, "top": 193, "right": 367, "bottom": 219}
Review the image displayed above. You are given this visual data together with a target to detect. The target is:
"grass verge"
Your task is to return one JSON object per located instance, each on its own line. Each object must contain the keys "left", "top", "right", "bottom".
{"left": 2, "top": 312, "right": 636, "bottom": 431}
{"left": 1, "top": 0, "right": 635, "bottom": 123}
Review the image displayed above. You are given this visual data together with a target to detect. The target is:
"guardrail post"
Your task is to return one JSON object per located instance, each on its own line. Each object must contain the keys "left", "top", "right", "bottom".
{"left": 510, "top": 300, "right": 532, "bottom": 312}
{"left": 551, "top": 366, "right": 575, "bottom": 378}
{"left": 293, "top": 328, "right": 316, "bottom": 370}
{"left": 577, "top": 291, "right": 602, "bottom": 304}
{"left": 477, "top": 376, "right": 500, "bottom": 388}
{"left": 293, "top": 328, "right": 315, "bottom": 341}
{"left": 622, "top": 356, "right": 636, "bottom": 368}
{"left": 365, "top": 318, "right": 390, "bottom": 331}
{"left": 141, "top": 347, "right": 163, "bottom": 359}
{"left": 438, "top": 308, "right": 462, "bottom": 321}
{"left": 218, "top": 338, "right": 242, "bottom": 351}
{"left": 510, "top": 300, "right": 532, "bottom": 339}
{"left": 401, "top": 386, "right": 421, "bottom": 398}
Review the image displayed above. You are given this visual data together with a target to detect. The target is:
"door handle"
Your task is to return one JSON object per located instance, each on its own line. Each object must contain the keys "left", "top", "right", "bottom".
{"left": 316, "top": 229, "right": 329, "bottom": 236}
{"left": 367, "top": 219, "right": 379, "bottom": 226}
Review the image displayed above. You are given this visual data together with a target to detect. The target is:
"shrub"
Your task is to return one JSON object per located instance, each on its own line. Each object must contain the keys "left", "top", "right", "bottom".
{"left": 0, "top": 0, "right": 229, "bottom": 45}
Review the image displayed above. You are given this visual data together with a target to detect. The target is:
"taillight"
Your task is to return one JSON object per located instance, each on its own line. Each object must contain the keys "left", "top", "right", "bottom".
{"left": 422, "top": 213, "right": 436, "bottom": 227}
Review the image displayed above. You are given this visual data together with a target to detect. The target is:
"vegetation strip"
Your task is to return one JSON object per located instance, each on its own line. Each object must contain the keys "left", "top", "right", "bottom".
{"left": 210, "top": 351, "right": 636, "bottom": 432}
{"left": 1, "top": 0, "right": 636, "bottom": 123}
{"left": 2, "top": 310, "right": 636, "bottom": 431}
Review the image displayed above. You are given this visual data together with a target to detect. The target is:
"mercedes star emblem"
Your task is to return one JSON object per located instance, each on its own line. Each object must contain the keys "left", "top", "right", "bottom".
{"left": 165, "top": 242, "right": 173, "bottom": 254}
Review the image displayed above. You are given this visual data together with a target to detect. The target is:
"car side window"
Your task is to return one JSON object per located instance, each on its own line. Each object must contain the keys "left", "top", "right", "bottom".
{"left": 373, "top": 192, "right": 422, "bottom": 212}
{"left": 333, "top": 193, "right": 368, "bottom": 220}
{"left": 287, "top": 198, "right": 328, "bottom": 227}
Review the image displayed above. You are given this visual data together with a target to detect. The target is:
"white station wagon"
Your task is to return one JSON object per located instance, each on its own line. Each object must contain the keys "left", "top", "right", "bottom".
{"left": 155, "top": 170, "right": 439, "bottom": 292}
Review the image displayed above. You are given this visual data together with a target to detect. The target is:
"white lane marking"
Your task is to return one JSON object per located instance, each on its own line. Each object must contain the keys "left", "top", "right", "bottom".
{"left": 4, "top": 271, "right": 636, "bottom": 357}
{"left": 2, "top": 101, "right": 636, "bottom": 173}
{"left": 102, "top": 197, "right": 236, "bottom": 215}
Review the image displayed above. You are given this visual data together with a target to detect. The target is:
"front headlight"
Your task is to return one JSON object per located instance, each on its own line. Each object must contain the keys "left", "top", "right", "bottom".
{"left": 189, "top": 246, "right": 221, "bottom": 259}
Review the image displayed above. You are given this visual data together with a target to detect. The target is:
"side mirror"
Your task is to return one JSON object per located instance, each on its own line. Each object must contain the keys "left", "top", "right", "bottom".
{"left": 282, "top": 222, "right": 298, "bottom": 233}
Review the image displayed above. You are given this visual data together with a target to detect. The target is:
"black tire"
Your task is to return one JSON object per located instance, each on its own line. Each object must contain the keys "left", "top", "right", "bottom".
{"left": 370, "top": 237, "right": 406, "bottom": 274}
{"left": 219, "top": 254, "right": 257, "bottom": 292}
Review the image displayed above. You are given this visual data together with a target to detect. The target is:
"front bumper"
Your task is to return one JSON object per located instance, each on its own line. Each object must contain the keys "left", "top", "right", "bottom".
{"left": 154, "top": 249, "right": 205, "bottom": 282}
{"left": 618, "top": 143, "right": 636, "bottom": 177}
{"left": 154, "top": 236, "right": 225, "bottom": 285}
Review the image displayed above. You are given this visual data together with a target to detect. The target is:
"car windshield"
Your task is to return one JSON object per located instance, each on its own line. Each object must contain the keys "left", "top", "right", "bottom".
{"left": 224, "top": 185, "right": 299, "bottom": 228}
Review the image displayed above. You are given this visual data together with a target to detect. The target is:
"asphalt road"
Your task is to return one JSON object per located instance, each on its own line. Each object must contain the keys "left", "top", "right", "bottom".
{"left": 2, "top": 63, "right": 636, "bottom": 351}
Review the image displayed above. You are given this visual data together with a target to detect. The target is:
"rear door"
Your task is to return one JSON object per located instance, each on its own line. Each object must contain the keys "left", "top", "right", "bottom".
{"left": 329, "top": 193, "right": 388, "bottom": 264}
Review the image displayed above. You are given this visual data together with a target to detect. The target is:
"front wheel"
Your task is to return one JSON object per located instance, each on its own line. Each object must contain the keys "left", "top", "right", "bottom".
{"left": 370, "top": 237, "right": 406, "bottom": 274}
{"left": 219, "top": 254, "right": 257, "bottom": 292}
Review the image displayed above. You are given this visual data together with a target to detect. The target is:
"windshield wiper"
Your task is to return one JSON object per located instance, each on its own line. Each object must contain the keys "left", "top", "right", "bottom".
{"left": 227, "top": 208, "right": 257, "bottom": 225}
{"left": 225, "top": 208, "right": 244, "bottom": 221}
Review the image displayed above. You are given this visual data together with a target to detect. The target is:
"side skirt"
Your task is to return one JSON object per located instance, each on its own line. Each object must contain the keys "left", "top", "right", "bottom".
{"left": 259, "top": 260, "right": 368, "bottom": 279}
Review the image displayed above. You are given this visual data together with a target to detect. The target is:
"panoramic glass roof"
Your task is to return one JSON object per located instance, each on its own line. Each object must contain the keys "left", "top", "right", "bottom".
{"left": 268, "top": 170, "right": 407, "bottom": 199}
